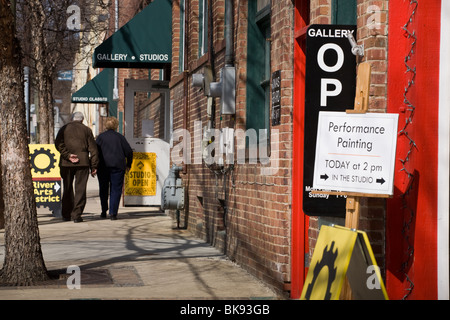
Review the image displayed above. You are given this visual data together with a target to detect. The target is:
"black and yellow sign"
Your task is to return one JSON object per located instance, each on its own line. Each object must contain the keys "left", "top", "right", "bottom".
{"left": 301, "top": 225, "right": 388, "bottom": 300}
{"left": 29, "top": 144, "right": 60, "bottom": 178}
{"left": 29, "top": 144, "right": 61, "bottom": 217}
{"left": 124, "top": 152, "right": 157, "bottom": 196}
{"left": 33, "top": 180, "right": 61, "bottom": 203}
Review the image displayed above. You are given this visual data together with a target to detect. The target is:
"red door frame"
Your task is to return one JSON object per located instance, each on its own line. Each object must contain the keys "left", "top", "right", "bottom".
{"left": 386, "top": 0, "right": 441, "bottom": 300}
{"left": 291, "top": 0, "right": 309, "bottom": 299}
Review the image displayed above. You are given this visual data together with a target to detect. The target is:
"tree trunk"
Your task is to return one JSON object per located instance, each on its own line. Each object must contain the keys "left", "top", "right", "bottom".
{"left": 0, "top": 154, "right": 4, "bottom": 229}
{"left": 28, "top": 0, "right": 52, "bottom": 144}
{"left": 0, "top": 0, "right": 49, "bottom": 285}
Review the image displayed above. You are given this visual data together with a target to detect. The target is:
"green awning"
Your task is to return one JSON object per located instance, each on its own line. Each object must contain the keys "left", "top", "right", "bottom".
{"left": 71, "top": 69, "right": 112, "bottom": 104}
{"left": 93, "top": 0, "right": 172, "bottom": 69}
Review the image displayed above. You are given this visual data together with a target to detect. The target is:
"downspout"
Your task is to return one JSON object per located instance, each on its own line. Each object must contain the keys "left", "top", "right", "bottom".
{"left": 182, "top": 0, "right": 190, "bottom": 228}
{"left": 225, "top": 0, "right": 234, "bottom": 67}
{"left": 208, "top": 0, "right": 216, "bottom": 129}
{"left": 223, "top": 0, "right": 235, "bottom": 234}
{"left": 113, "top": 0, "right": 119, "bottom": 100}
{"left": 183, "top": 0, "right": 190, "bottom": 174}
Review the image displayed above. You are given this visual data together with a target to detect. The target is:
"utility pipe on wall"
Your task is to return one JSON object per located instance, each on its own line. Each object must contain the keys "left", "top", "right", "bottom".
{"left": 113, "top": 0, "right": 119, "bottom": 100}
{"left": 225, "top": 0, "right": 234, "bottom": 67}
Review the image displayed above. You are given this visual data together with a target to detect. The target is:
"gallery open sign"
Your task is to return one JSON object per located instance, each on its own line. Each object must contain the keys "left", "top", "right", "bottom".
{"left": 303, "top": 24, "right": 357, "bottom": 217}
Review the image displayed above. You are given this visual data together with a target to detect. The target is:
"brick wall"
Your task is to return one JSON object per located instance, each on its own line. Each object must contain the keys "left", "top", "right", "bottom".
{"left": 357, "top": 0, "right": 389, "bottom": 273}
{"left": 107, "top": 0, "right": 390, "bottom": 296}
{"left": 168, "top": 0, "right": 295, "bottom": 294}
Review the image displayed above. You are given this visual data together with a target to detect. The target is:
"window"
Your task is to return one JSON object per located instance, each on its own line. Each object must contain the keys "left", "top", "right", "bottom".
{"left": 199, "top": 0, "right": 208, "bottom": 57}
{"left": 246, "top": 1, "right": 271, "bottom": 144}
{"left": 331, "top": 0, "right": 357, "bottom": 25}
{"left": 179, "top": 0, "right": 185, "bottom": 72}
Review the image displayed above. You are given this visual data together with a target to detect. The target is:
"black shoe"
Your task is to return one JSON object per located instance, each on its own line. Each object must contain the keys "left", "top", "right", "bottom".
{"left": 100, "top": 213, "right": 107, "bottom": 219}
{"left": 74, "top": 217, "right": 84, "bottom": 223}
{"left": 110, "top": 215, "right": 117, "bottom": 220}
{"left": 62, "top": 217, "right": 71, "bottom": 221}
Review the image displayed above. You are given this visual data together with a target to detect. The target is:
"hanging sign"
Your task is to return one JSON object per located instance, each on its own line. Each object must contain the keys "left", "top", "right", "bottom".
{"left": 301, "top": 225, "right": 388, "bottom": 300}
{"left": 29, "top": 144, "right": 62, "bottom": 217}
{"left": 303, "top": 24, "right": 357, "bottom": 217}
{"left": 313, "top": 112, "right": 399, "bottom": 195}
{"left": 271, "top": 70, "right": 281, "bottom": 126}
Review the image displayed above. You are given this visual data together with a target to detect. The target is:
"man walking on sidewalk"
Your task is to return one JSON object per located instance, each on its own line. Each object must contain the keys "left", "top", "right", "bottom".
{"left": 55, "top": 112, "right": 99, "bottom": 223}
{"left": 96, "top": 117, "right": 133, "bottom": 220}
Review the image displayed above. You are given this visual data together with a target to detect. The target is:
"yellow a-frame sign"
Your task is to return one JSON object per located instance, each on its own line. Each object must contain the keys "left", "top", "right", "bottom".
{"left": 300, "top": 225, "right": 388, "bottom": 300}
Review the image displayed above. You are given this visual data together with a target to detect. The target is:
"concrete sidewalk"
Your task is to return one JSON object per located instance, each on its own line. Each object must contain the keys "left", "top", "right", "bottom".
{"left": 0, "top": 176, "right": 279, "bottom": 300}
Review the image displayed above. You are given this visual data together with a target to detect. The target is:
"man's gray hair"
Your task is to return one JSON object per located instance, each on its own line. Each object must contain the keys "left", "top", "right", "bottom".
{"left": 71, "top": 112, "right": 84, "bottom": 122}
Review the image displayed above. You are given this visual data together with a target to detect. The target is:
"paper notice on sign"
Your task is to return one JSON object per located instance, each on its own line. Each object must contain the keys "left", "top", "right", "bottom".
{"left": 313, "top": 111, "right": 399, "bottom": 195}
{"left": 125, "top": 152, "right": 157, "bottom": 196}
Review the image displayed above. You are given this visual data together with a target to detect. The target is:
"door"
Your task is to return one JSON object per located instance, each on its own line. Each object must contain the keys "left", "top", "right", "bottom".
{"left": 123, "top": 79, "right": 171, "bottom": 207}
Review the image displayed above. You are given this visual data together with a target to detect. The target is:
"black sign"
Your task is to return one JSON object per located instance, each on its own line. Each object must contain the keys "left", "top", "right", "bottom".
{"left": 271, "top": 70, "right": 281, "bottom": 126}
{"left": 303, "top": 25, "right": 357, "bottom": 217}
{"left": 33, "top": 179, "right": 62, "bottom": 217}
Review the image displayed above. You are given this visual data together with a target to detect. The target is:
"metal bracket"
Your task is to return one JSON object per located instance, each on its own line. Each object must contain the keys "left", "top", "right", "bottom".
{"left": 346, "top": 32, "right": 364, "bottom": 56}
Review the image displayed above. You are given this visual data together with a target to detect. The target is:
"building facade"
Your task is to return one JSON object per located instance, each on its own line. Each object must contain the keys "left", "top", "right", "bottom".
{"left": 73, "top": 0, "right": 449, "bottom": 300}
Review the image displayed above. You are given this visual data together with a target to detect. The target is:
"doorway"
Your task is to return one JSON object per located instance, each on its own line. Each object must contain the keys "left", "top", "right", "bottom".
{"left": 123, "top": 79, "right": 171, "bottom": 207}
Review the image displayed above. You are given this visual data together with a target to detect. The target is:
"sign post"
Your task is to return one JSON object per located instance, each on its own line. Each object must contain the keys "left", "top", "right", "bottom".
{"left": 345, "top": 62, "right": 370, "bottom": 230}
{"left": 310, "top": 62, "right": 398, "bottom": 299}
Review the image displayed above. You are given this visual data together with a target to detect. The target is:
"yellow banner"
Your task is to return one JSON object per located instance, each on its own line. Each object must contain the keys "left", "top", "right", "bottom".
{"left": 124, "top": 152, "right": 157, "bottom": 196}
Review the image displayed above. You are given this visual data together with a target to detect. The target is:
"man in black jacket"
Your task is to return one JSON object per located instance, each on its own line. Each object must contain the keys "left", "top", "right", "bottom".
{"left": 96, "top": 117, "right": 133, "bottom": 220}
{"left": 55, "top": 112, "right": 99, "bottom": 222}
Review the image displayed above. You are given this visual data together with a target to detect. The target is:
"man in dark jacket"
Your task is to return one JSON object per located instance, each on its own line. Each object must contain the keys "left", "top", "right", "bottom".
{"left": 55, "top": 112, "right": 99, "bottom": 222}
{"left": 96, "top": 117, "right": 133, "bottom": 220}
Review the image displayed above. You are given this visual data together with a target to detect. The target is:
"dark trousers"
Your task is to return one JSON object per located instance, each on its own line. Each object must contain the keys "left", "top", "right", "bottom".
{"left": 60, "top": 166, "right": 90, "bottom": 220}
{"left": 97, "top": 167, "right": 125, "bottom": 217}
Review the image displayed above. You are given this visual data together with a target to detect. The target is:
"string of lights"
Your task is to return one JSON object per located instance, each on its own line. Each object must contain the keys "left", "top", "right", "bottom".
{"left": 399, "top": 0, "right": 418, "bottom": 300}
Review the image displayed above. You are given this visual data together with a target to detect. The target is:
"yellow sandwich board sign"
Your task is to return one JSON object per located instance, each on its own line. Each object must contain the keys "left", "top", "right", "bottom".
{"left": 301, "top": 225, "right": 388, "bottom": 300}
{"left": 124, "top": 152, "right": 157, "bottom": 196}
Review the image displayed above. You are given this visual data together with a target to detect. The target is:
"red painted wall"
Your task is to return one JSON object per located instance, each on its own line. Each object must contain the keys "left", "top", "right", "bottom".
{"left": 291, "top": 0, "right": 309, "bottom": 299}
{"left": 386, "top": 0, "right": 441, "bottom": 300}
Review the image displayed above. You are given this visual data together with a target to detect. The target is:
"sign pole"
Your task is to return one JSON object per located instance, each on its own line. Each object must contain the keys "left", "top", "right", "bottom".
{"left": 344, "top": 62, "right": 371, "bottom": 230}
{"left": 340, "top": 62, "right": 371, "bottom": 299}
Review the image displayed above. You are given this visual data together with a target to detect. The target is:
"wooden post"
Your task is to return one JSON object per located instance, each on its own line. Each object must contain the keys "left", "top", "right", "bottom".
{"left": 345, "top": 62, "right": 371, "bottom": 230}
{"left": 340, "top": 62, "right": 371, "bottom": 300}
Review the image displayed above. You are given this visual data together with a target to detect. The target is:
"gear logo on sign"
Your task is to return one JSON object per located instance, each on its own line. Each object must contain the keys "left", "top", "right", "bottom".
{"left": 29, "top": 145, "right": 60, "bottom": 178}
{"left": 304, "top": 241, "right": 338, "bottom": 300}
{"left": 30, "top": 148, "right": 56, "bottom": 174}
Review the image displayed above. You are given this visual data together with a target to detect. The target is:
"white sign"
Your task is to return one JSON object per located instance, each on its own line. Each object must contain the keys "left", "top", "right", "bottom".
{"left": 313, "top": 111, "right": 399, "bottom": 195}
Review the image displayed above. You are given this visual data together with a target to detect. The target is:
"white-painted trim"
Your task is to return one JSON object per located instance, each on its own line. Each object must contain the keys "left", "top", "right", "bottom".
{"left": 438, "top": 0, "right": 450, "bottom": 300}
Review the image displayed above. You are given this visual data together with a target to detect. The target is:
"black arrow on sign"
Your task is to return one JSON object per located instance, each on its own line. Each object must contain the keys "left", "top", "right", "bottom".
{"left": 376, "top": 178, "right": 385, "bottom": 185}
{"left": 320, "top": 174, "right": 329, "bottom": 181}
